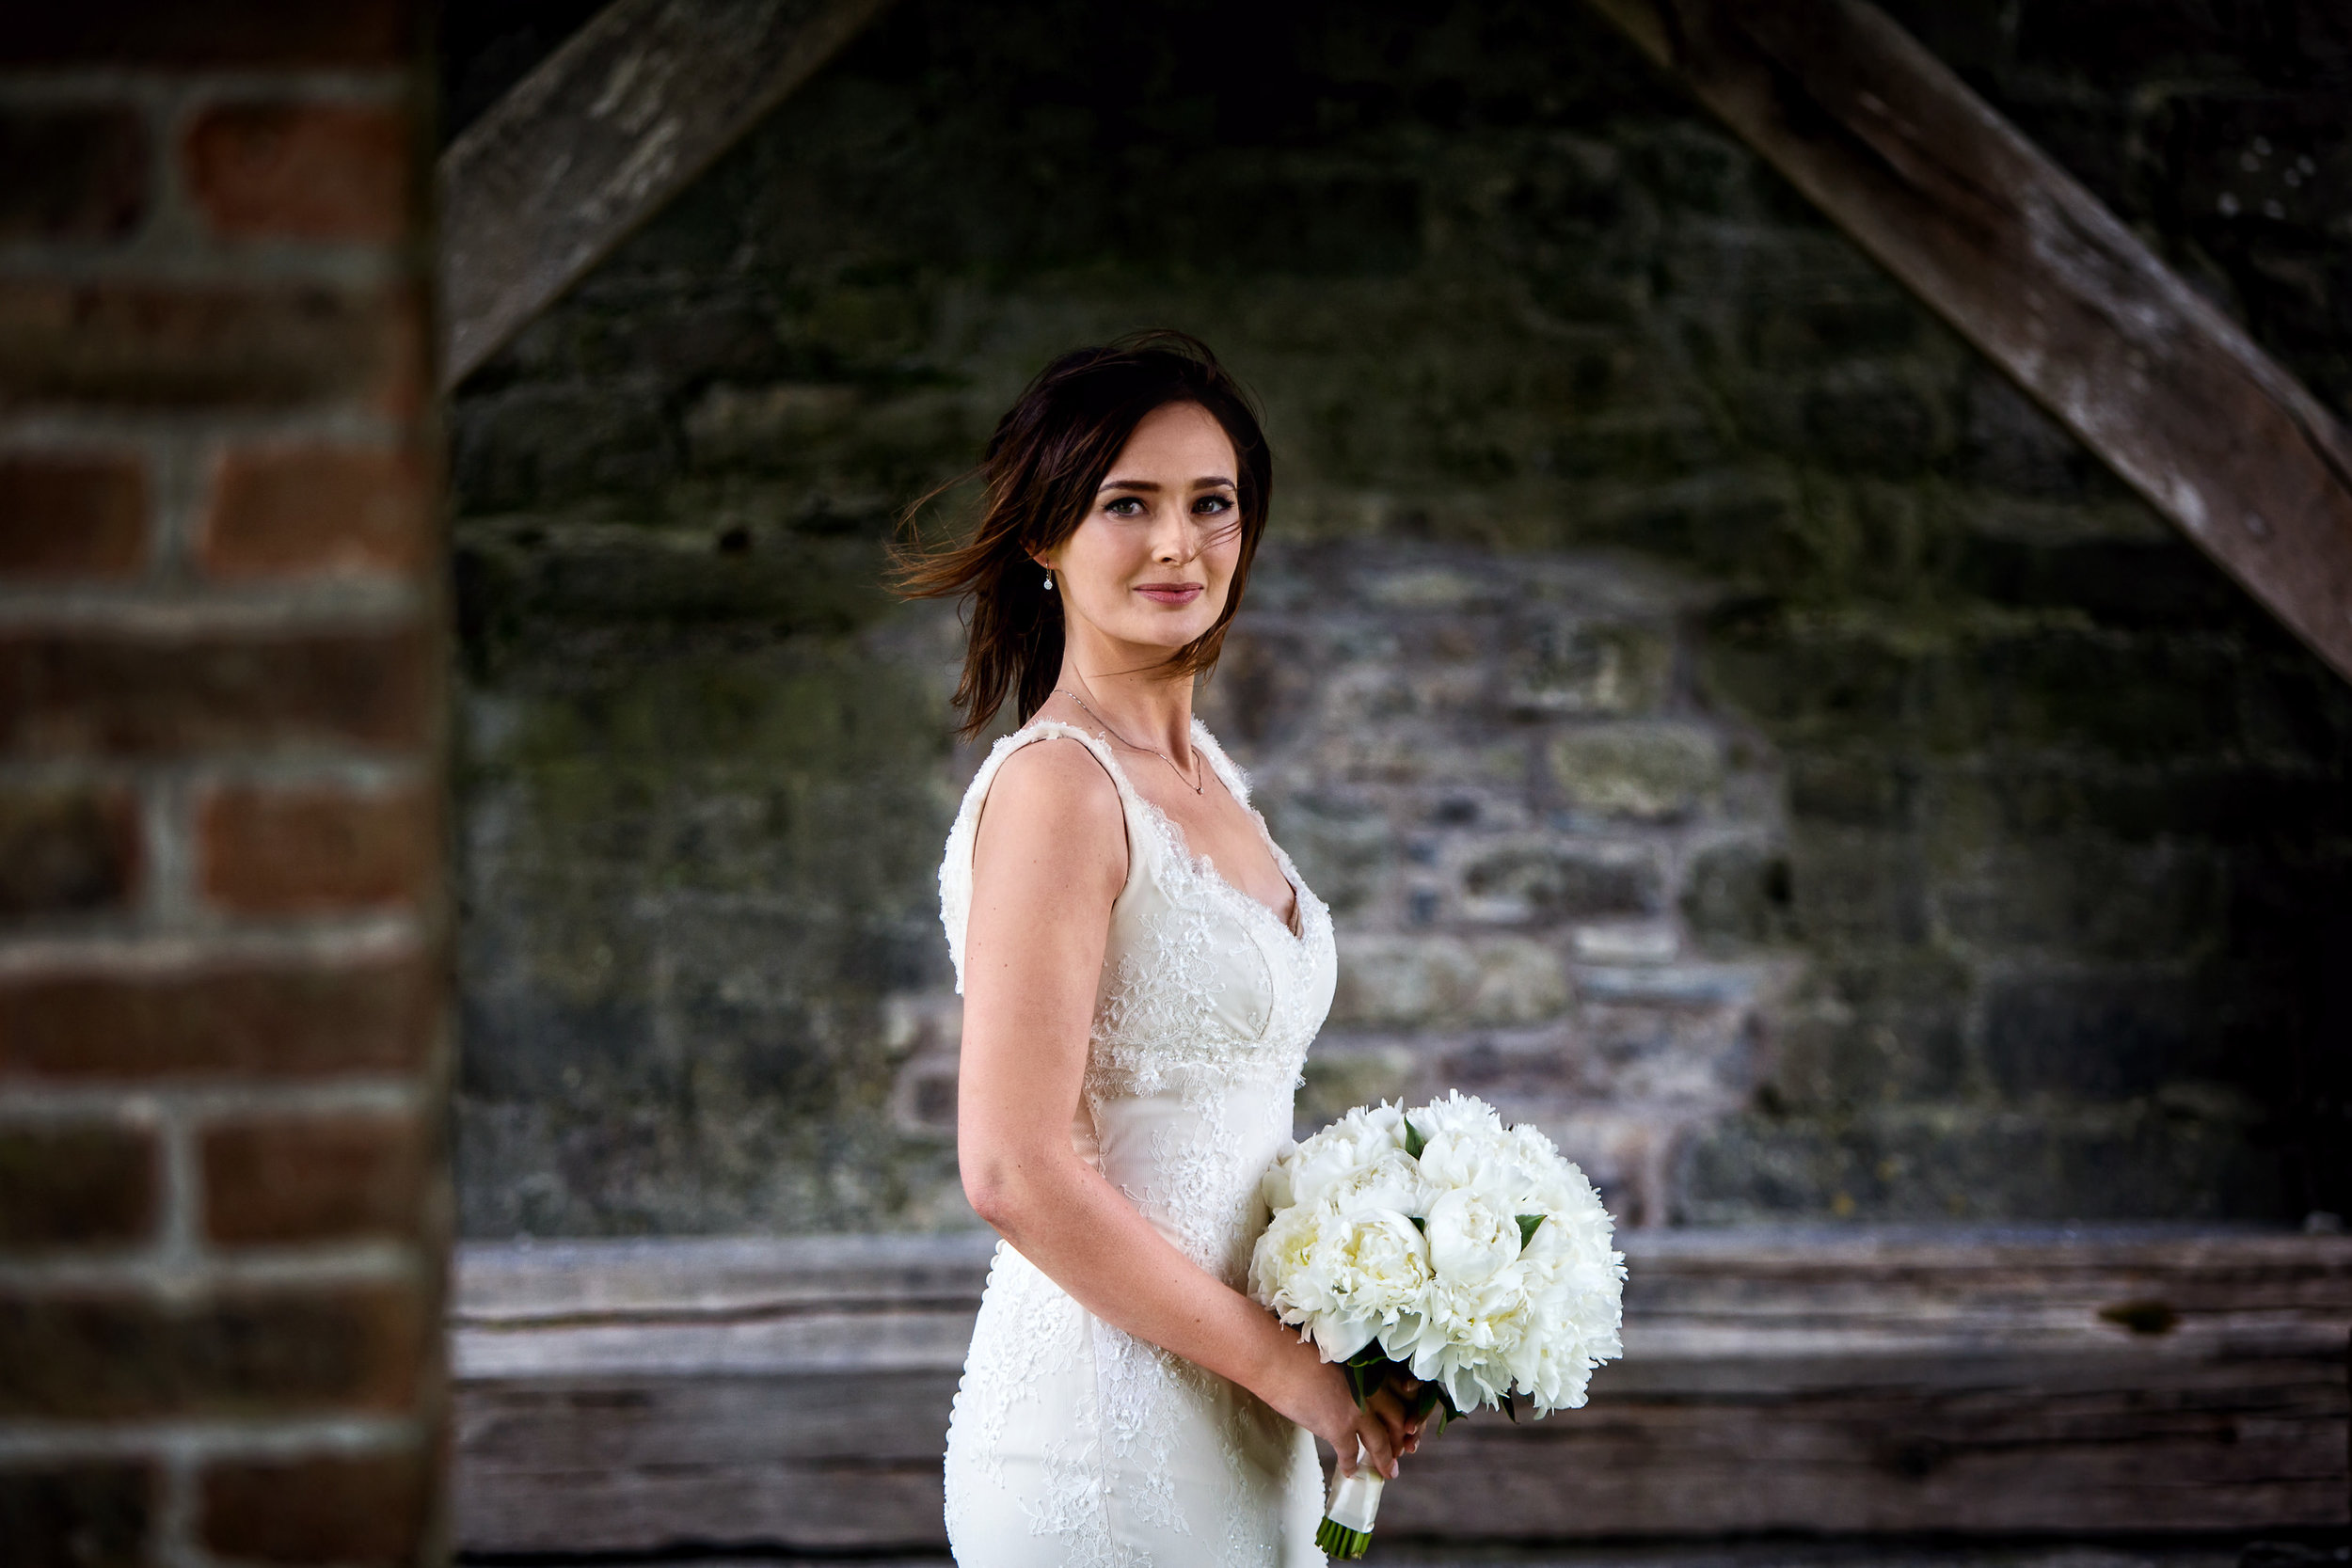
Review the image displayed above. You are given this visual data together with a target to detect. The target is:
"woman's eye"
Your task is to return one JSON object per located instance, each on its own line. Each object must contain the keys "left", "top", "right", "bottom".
{"left": 1104, "top": 497, "right": 1144, "bottom": 517}
{"left": 1194, "top": 495, "right": 1233, "bottom": 515}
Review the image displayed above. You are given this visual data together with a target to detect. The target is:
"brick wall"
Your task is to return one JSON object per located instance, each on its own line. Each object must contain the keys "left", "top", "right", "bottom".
{"left": 0, "top": 6, "right": 449, "bottom": 1565}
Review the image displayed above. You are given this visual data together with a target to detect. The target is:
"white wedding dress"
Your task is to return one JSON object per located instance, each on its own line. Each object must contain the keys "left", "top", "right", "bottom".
{"left": 937, "top": 718, "right": 1339, "bottom": 1567}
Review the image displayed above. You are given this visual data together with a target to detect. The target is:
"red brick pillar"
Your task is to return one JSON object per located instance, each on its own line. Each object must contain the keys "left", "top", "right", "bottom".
{"left": 0, "top": 6, "right": 449, "bottom": 1565}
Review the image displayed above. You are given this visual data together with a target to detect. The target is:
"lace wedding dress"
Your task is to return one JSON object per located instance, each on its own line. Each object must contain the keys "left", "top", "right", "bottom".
{"left": 937, "top": 718, "right": 1339, "bottom": 1567}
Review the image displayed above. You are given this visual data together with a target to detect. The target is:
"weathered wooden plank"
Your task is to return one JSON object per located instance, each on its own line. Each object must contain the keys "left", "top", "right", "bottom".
{"left": 1578, "top": 0, "right": 2352, "bottom": 686}
{"left": 1389, "top": 1357, "right": 2348, "bottom": 1536}
{"left": 456, "top": 1305, "right": 979, "bottom": 1381}
{"left": 455, "top": 1381, "right": 949, "bottom": 1553}
{"left": 453, "top": 1358, "right": 2349, "bottom": 1548}
{"left": 454, "top": 1368, "right": 2348, "bottom": 1549}
{"left": 458, "top": 1370, "right": 955, "bottom": 1467}
{"left": 455, "top": 1227, "right": 2347, "bottom": 1323}
{"left": 456, "top": 1451, "right": 946, "bottom": 1555}
{"left": 449, "top": 1227, "right": 2352, "bottom": 1553}
{"left": 437, "top": 0, "right": 898, "bottom": 388}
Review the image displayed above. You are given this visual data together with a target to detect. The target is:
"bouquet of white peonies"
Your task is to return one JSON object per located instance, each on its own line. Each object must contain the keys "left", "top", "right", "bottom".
{"left": 1248, "top": 1091, "right": 1626, "bottom": 1558}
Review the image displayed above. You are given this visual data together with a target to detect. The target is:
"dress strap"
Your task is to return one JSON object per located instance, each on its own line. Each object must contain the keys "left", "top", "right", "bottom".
{"left": 1188, "top": 719, "right": 1254, "bottom": 809}
{"left": 936, "top": 719, "right": 1152, "bottom": 996}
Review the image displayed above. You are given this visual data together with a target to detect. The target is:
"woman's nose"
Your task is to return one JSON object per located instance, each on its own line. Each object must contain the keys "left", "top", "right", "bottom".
{"left": 1149, "top": 502, "right": 1191, "bottom": 561}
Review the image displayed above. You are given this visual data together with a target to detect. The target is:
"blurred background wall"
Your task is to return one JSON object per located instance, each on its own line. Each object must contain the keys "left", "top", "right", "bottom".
{"left": 440, "top": 0, "right": 2352, "bottom": 1242}
{"left": 0, "top": 6, "right": 450, "bottom": 1564}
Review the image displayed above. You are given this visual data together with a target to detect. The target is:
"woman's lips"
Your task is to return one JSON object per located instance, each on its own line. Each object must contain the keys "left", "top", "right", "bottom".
{"left": 1135, "top": 583, "right": 1204, "bottom": 605}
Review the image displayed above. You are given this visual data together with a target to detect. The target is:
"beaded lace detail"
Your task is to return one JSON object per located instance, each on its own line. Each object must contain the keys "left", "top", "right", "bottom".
{"left": 937, "top": 718, "right": 1337, "bottom": 1567}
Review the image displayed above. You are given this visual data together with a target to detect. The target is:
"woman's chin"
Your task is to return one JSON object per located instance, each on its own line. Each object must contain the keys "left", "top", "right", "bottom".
{"left": 1103, "top": 612, "right": 1217, "bottom": 655}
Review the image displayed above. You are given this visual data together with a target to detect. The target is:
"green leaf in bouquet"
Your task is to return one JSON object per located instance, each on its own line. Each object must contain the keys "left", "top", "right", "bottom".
{"left": 1402, "top": 1117, "right": 1426, "bottom": 1160}
{"left": 1517, "top": 1213, "right": 1544, "bottom": 1249}
{"left": 1408, "top": 1214, "right": 1426, "bottom": 1234}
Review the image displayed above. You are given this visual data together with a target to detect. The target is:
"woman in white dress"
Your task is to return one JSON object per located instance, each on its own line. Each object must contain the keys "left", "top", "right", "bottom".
{"left": 900, "top": 333, "right": 1422, "bottom": 1566}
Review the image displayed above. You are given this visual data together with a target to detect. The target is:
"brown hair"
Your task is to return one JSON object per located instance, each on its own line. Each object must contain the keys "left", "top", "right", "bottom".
{"left": 892, "top": 330, "right": 1273, "bottom": 740}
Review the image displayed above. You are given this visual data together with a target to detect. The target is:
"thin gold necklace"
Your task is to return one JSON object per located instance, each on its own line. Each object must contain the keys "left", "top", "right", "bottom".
{"left": 1057, "top": 682, "right": 1204, "bottom": 795}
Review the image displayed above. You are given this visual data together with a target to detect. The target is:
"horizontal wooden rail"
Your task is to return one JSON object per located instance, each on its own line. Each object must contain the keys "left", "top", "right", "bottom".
{"left": 451, "top": 1226, "right": 2352, "bottom": 1553}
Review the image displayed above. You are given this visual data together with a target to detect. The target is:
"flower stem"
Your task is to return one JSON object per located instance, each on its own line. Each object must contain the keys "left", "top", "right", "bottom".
{"left": 1316, "top": 1517, "right": 1373, "bottom": 1558}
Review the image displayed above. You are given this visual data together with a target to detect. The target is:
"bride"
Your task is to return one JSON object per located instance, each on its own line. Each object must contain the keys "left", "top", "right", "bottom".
{"left": 900, "top": 332, "right": 1422, "bottom": 1565}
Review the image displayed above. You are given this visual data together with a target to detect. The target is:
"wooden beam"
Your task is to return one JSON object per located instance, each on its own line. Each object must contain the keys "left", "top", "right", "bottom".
{"left": 437, "top": 0, "right": 897, "bottom": 389}
{"left": 449, "top": 1227, "right": 2352, "bottom": 1552}
{"left": 1581, "top": 0, "right": 2352, "bottom": 686}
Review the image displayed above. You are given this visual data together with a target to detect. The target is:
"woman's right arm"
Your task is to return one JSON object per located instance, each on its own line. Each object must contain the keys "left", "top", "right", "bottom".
{"left": 956, "top": 737, "right": 1409, "bottom": 1478}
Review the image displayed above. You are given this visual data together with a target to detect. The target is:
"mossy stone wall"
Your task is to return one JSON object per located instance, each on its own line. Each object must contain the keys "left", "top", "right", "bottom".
{"left": 447, "top": 0, "right": 2352, "bottom": 1236}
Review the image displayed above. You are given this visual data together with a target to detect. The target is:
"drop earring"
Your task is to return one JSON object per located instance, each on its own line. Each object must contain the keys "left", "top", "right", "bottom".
{"left": 1042, "top": 570, "right": 1054, "bottom": 591}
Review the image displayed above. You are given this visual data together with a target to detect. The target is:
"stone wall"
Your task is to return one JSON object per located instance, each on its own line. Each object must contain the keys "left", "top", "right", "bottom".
{"left": 1191, "top": 544, "right": 1779, "bottom": 1230}
{"left": 447, "top": 0, "right": 2352, "bottom": 1238}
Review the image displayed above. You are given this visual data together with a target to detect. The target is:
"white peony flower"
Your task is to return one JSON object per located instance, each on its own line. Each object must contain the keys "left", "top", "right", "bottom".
{"left": 1324, "top": 1148, "right": 1427, "bottom": 1217}
{"left": 1304, "top": 1205, "right": 1433, "bottom": 1360}
{"left": 1332, "top": 1208, "right": 1431, "bottom": 1303}
{"left": 1260, "top": 1139, "right": 1301, "bottom": 1215}
{"left": 1406, "top": 1089, "right": 1502, "bottom": 1144}
{"left": 1279, "top": 1102, "right": 1410, "bottom": 1211}
{"left": 1421, "top": 1186, "right": 1523, "bottom": 1287}
{"left": 1249, "top": 1199, "right": 1333, "bottom": 1319}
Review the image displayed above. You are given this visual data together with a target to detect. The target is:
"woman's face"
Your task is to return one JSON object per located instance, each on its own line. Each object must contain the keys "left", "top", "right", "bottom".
{"left": 1040, "top": 401, "right": 1244, "bottom": 658}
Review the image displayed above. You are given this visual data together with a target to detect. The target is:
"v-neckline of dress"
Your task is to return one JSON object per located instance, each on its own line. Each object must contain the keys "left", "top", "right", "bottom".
{"left": 1137, "top": 788, "right": 1308, "bottom": 944}
{"left": 1070, "top": 718, "right": 1309, "bottom": 944}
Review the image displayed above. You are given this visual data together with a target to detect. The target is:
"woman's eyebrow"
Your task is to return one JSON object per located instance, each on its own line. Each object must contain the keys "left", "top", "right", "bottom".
{"left": 1096, "top": 475, "right": 1238, "bottom": 494}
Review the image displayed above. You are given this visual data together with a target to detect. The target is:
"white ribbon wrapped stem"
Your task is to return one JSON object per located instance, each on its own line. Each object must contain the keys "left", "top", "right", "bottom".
{"left": 1327, "top": 1468, "right": 1384, "bottom": 1532}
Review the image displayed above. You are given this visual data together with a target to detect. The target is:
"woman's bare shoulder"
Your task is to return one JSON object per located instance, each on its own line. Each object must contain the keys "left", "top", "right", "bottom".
{"left": 976, "top": 734, "right": 1128, "bottom": 879}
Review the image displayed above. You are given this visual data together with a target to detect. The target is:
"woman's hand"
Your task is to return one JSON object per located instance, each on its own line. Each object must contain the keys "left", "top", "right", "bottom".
{"left": 1364, "top": 1376, "right": 1428, "bottom": 1458}
{"left": 1259, "top": 1338, "right": 1416, "bottom": 1480}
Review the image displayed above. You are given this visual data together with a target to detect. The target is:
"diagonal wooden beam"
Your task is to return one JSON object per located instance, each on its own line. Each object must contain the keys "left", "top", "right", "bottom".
{"left": 437, "top": 0, "right": 898, "bottom": 390}
{"left": 1582, "top": 0, "right": 2352, "bottom": 685}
